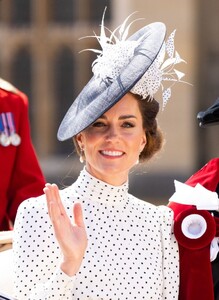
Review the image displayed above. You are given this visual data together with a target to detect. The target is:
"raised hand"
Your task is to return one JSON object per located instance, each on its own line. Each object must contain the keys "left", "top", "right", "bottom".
{"left": 43, "top": 183, "right": 88, "bottom": 276}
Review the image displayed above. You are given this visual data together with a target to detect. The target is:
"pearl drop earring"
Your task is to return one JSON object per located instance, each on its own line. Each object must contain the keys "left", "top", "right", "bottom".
{"left": 79, "top": 148, "right": 84, "bottom": 163}
{"left": 136, "top": 150, "right": 142, "bottom": 165}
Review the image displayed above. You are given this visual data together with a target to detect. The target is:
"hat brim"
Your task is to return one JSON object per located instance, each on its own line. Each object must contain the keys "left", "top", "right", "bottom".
{"left": 57, "top": 22, "right": 166, "bottom": 141}
{"left": 197, "top": 98, "right": 219, "bottom": 127}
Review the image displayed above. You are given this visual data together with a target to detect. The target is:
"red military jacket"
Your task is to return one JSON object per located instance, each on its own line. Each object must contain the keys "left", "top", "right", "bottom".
{"left": 0, "top": 78, "right": 46, "bottom": 230}
{"left": 169, "top": 158, "right": 219, "bottom": 300}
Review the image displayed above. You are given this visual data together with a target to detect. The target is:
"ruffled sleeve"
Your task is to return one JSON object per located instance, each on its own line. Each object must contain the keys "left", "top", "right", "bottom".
{"left": 29, "top": 269, "right": 75, "bottom": 300}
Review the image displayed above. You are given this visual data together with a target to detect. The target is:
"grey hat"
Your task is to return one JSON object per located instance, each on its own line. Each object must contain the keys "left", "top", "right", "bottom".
{"left": 57, "top": 19, "right": 167, "bottom": 141}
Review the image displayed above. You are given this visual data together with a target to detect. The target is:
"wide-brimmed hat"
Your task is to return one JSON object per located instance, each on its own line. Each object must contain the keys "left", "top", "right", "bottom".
{"left": 58, "top": 12, "right": 186, "bottom": 141}
{"left": 197, "top": 97, "right": 219, "bottom": 127}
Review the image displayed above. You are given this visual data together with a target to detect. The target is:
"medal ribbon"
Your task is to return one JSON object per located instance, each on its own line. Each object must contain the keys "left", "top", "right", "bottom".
{"left": 0, "top": 114, "right": 4, "bottom": 133}
{"left": 1, "top": 113, "right": 9, "bottom": 136}
{"left": 6, "top": 112, "right": 15, "bottom": 135}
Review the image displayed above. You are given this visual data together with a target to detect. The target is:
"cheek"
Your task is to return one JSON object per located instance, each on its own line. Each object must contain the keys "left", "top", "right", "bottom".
{"left": 126, "top": 131, "right": 146, "bottom": 146}
{"left": 85, "top": 132, "right": 98, "bottom": 143}
{"left": 82, "top": 133, "right": 102, "bottom": 151}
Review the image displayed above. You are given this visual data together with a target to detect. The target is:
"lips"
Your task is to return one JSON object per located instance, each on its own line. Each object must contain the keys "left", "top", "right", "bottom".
{"left": 100, "top": 150, "right": 124, "bottom": 157}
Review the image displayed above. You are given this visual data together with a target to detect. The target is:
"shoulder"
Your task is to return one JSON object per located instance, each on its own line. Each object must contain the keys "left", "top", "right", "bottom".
{"left": 128, "top": 194, "right": 159, "bottom": 220}
{"left": 17, "top": 185, "right": 75, "bottom": 216}
{"left": 128, "top": 194, "right": 174, "bottom": 221}
{"left": 17, "top": 194, "right": 47, "bottom": 218}
{"left": 0, "top": 78, "right": 28, "bottom": 106}
{"left": 128, "top": 193, "right": 158, "bottom": 211}
{"left": 0, "top": 78, "right": 18, "bottom": 94}
{"left": 157, "top": 205, "right": 174, "bottom": 225}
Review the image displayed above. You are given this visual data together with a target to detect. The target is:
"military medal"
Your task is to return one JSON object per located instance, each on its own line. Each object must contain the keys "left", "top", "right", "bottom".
{"left": 0, "top": 113, "right": 10, "bottom": 146}
{"left": 6, "top": 112, "right": 21, "bottom": 146}
{"left": 10, "top": 133, "right": 21, "bottom": 146}
{"left": 0, "top": 132, "right": 10, "bottom": 146}
{"left": 0, "top": 112, "right": 21, "bottom": 147}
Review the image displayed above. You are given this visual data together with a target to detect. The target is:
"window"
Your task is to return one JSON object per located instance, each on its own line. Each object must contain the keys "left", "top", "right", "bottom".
{"left": 11, "top": 47, "right": 32, "bottom": 107}
{"left": 47, "top": 0, "right": 111, "bottom": 24}
{"left": 11, "top": 0, "right": 31, "bottom": 26}
{"left": 89, "top": 0, "right": 111, "bottom": 22}
{"left": 48, "top": 0, "right": 74, "bottom": 24}
{"left": 53, "top": 47, "right": 75, "bottom": 154}
{"left": 11, "top": 47, "right": 36, "bottom": 140}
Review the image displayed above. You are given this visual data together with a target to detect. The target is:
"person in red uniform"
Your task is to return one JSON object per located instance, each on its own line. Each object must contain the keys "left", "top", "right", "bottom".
{"left": 168, "top": 97, "right": 219, "bottom": 300}
{"left": 0, "top": 78, "right": 46, "bottom": 231}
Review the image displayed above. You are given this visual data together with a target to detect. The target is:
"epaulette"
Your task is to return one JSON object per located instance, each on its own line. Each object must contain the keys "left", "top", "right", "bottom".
{"left": 0, "top": 78, "right": 18, "bottom": 94}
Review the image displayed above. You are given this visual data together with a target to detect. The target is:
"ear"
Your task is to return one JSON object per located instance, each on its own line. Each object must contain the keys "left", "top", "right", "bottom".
{"left": 140, "top": 132, "right": 147, "bottom": 153}
{"left": 75, "top": 133, "right": 83, "bottom": 148}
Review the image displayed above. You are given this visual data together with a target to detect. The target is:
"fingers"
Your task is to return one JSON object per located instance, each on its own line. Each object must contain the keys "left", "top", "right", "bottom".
{"left": 52, "top": 184, "right": 66, "bottom": 216}
{"left": 44, "top": 184, "right": 57, "bottom": 222}
{"left": 43, "top": 184, "right": 53, "bottom": 218}
{"left": 44, "top": 183, "right": 85, "bottom": 229}
{"left": 43, "top": 183, "right": 65, "bottom": 221}
{"left": 73, "top": 203, "right": 86, "bottom": 229}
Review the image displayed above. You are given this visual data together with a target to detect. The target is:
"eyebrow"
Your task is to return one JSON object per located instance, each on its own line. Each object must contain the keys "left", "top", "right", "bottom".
{"left": 99, "top": 114, "right": 137, "bottom": 120}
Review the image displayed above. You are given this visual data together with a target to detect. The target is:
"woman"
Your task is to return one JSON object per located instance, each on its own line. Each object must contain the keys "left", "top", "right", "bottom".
{"left": 13, "top": 12, "right": 185, "bottom": 299}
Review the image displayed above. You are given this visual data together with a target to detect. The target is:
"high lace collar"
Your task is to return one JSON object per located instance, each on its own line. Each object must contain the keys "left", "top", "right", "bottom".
{"left": 73, "top": 168, "right": 129, "bottom": 206}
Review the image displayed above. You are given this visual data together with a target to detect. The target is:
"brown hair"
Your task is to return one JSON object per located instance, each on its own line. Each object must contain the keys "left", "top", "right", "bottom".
{"left": 132, "top": 93, "right": 164, "bottom": 162}
{"left": 73, "top": 92, "right": 164, "bottom": 163}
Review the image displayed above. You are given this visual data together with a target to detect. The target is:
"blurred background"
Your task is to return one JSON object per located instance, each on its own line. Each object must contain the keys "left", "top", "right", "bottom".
{"left": 0, "top": 0, "right": 218, "bottom": 204}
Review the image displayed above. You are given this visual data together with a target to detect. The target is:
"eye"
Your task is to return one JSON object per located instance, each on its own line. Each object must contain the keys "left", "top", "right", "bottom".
{"left": 92, "top": 121, "right": 106, "bottom": 127}
{"left": 122, "top": 121, "right": 135, "bottom": 128}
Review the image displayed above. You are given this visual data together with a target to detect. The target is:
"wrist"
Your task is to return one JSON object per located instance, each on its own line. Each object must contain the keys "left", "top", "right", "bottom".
{"left": 60, "top": 259, "right": 81, "bottom": 277}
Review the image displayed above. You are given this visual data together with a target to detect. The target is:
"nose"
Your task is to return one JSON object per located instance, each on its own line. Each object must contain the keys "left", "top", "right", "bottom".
{"left": 105, "top": 125, "right": 119, "bottom": 141}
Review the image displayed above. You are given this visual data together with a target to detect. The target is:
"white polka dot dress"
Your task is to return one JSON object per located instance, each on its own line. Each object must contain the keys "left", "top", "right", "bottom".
{"left": 13, "top": 168, "right": 179, "bottom": 299}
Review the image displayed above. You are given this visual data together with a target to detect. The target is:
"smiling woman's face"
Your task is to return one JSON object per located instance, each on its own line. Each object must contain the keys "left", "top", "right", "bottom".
{"left": 76, "top": 93, "right": 147, "bottom": 186}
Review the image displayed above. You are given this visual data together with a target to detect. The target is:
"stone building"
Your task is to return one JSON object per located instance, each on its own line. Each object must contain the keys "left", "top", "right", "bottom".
{"left": 0, "top": 0, "right": 218, "bottom": 202}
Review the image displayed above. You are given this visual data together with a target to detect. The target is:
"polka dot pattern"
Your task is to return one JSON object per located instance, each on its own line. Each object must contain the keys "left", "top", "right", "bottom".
{"left": 13, "top": 168, "right": 179, "bottom": 299}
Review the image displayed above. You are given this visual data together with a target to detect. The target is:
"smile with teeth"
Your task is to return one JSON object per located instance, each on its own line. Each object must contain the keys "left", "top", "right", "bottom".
{"left": 100, "top": 150, "right": 124, "bottom": 157}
